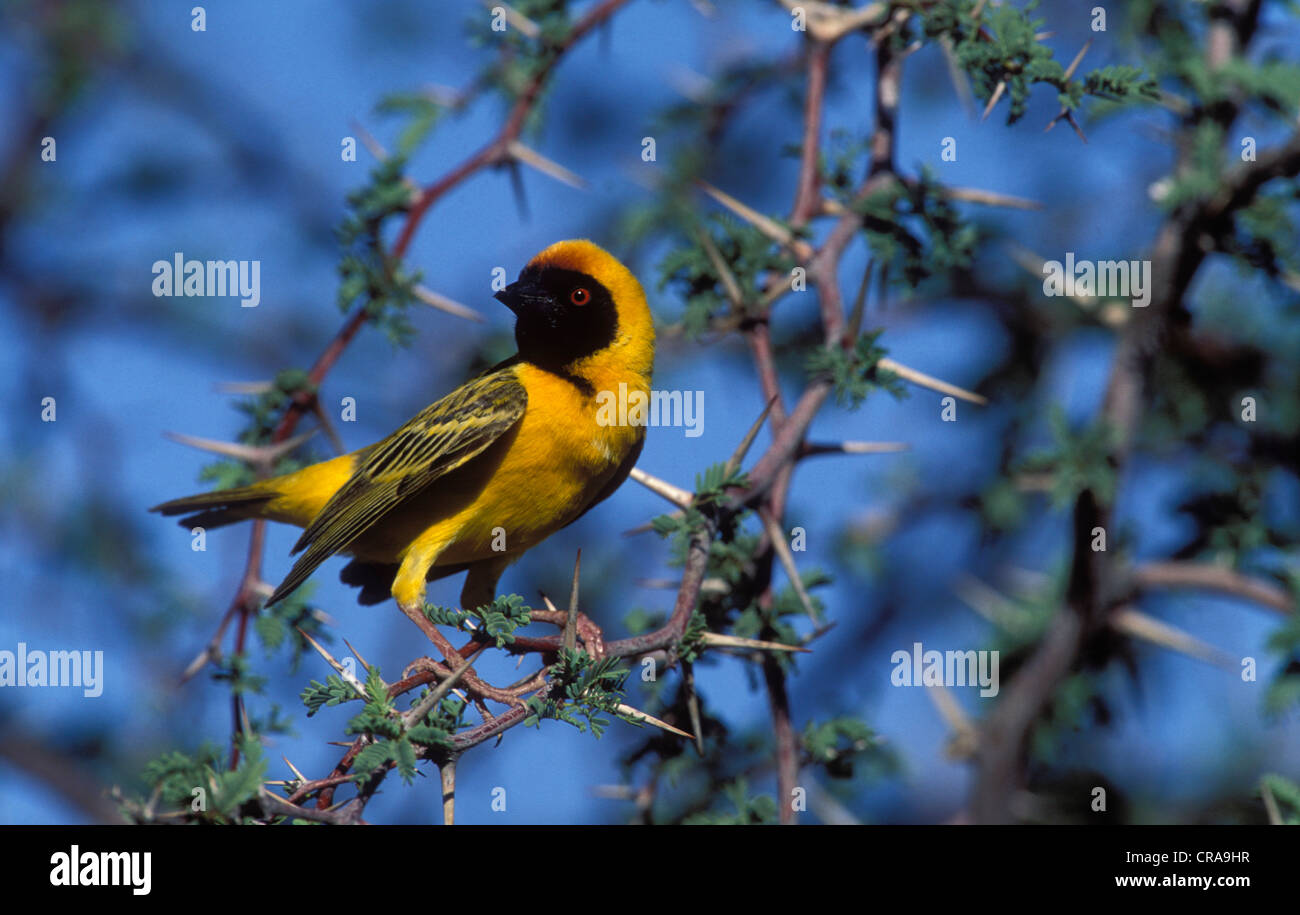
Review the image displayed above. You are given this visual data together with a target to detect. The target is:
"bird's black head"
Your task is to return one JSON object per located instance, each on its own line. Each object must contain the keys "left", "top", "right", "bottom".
{"left": 495, "top": 265, "right": 619, "bottom": 370}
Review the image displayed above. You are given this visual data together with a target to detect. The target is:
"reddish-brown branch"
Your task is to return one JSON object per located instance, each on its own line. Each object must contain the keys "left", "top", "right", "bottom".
{"left": 790, "top": 40, "right": 831, "bottom": 225}
{"left": 747, "top": 322, "right": 787, "bottom": 428}
{"left": 743, "top": 380, "right": 833, "bottom": 504}
{"left": 746, "top": 321, "right": 797, "bottom": 517}
{"left": 763, "top": 653, "right": 799, "bottom": 824}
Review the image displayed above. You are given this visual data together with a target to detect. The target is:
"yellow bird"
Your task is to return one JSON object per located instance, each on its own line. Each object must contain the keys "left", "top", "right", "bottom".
{"left": 152, "top": 240, "right": 654, "bottom": 630}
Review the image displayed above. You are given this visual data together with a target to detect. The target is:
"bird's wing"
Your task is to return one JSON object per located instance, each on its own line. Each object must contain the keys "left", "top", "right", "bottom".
{"left": 266, "top": 369, "right": 527, "bottom": 606}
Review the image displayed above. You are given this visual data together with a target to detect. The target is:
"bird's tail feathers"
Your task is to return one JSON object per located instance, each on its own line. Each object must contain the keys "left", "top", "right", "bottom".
{"left": 149, "top": 483, "right": 278, "bottom": 530}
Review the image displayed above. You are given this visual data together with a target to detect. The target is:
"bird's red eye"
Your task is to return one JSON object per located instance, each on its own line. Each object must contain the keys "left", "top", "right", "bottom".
{"left": 569, "top": 287, "right": 590, "bottom": 306}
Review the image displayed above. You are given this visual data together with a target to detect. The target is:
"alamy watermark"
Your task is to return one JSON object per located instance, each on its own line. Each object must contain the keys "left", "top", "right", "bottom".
{"left": 1042, "top": 252, "right": 1151, "bottom": 307}
{"left": 152, "top": 252, "right": 261, "bottom": 307}
{"left": 50, "top": 846, "right": 150, "bottom": 895}
{"left": 595, "top": 382, "right": 703, "bottom": 437}
{"left": 0, "top": 642, "right": 104, "bottom": 697}
{"left": 891, "top": 641, "right": 999, "bottom": 697}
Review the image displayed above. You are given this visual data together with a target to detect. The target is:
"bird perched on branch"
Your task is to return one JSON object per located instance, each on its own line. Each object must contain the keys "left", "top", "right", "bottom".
{"left": 152, "top": 239, "right": 655, "bottom": 636}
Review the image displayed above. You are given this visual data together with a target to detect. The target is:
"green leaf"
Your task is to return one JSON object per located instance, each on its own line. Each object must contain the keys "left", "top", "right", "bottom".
{"left": 352, "top": 741, "right": 396, "bottom": 779}
{"left": 806, "top": 330, "right": 906, "bottom": 409}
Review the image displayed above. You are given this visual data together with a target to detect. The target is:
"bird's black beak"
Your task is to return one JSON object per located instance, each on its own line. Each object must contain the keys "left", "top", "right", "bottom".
{"left": 494, "top": 277, "right": 552, "bottom": 316}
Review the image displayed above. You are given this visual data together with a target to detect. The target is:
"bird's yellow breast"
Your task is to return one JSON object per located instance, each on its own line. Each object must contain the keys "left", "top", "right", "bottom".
{"left": 334, "top": 363, "right": 646, "bottom": 574}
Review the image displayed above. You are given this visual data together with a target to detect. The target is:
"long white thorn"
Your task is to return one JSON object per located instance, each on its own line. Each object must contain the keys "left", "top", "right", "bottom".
{"left": 628, "top": 467, "right": 694, "bottom": 509}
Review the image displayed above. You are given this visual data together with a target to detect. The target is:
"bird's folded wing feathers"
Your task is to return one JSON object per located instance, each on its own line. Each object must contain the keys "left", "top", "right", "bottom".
{"left": 266, "top": 369, "right": 527, "bottom": 606}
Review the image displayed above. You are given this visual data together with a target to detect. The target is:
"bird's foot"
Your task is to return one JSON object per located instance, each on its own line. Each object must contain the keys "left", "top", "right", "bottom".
{"left": 397, "top": 600, "right": 526, "bottom": 708}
